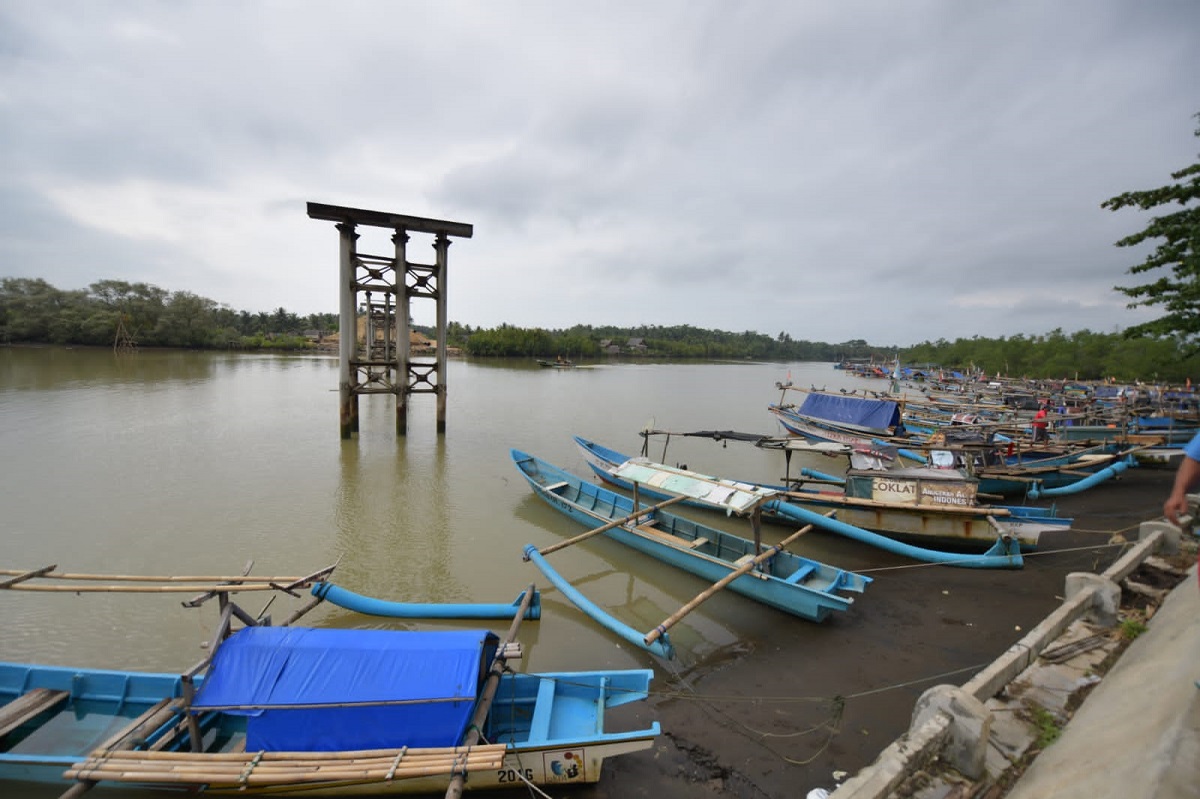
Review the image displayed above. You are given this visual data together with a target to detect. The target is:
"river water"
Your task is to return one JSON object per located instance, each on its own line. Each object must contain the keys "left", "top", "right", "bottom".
{"left": 1, "top": 349, "right": 876, "bottom": 673}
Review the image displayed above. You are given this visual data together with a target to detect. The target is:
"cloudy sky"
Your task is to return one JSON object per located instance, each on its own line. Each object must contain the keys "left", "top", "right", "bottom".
{"left": 2, "top": 1, "right": 1197, "bottom": 346}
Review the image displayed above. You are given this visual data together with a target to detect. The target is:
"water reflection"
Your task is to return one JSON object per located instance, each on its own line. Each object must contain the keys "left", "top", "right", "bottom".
{"left": 333, "top": 437, "right": 463, "bottom": 604}
{"left": 511, "top": 495, "right": 744, "bottom": 662}
{"left": 0, "top": 346, "right": 221, "bottom": 391}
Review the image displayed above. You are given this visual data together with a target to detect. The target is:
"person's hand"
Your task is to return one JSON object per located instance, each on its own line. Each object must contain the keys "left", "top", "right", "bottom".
{"left": 1164, "top": 493, "right": 1190, "bottom": 526}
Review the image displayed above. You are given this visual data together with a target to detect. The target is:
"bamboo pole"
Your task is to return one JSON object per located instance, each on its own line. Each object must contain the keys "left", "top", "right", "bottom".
{"left": 1, "top": 583, "right": 321, "bottom": 593}
{"left": 66, "top": 748, "right": 507, "bottom": 785}
{"left": 444, "top": 585, "right": 537, "bottom": 799}
{"left": 986, "top": 515, "right": 1017, "bottom": 539}
{"left": 0, "top": 564, "right": 56, "bottom": 589}
{"left": 529, "top": 494, "right": 689, "bottom": 558}
{"left": 0, "top": 570, "right": 314, "bottom": 583}
{"left": 644, "top": 511, "right": 836, "bottom": 646}
{"left": 71, "top": 753, "right": 502, "bottom": 774}
{"left": 91, "top": 745, "right": 500, "bottom": 761}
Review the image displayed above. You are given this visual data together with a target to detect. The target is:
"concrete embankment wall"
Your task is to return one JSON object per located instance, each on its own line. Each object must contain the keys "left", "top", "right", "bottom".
{"left": 828, "top": 517, "right": 1190, "bottom": 799}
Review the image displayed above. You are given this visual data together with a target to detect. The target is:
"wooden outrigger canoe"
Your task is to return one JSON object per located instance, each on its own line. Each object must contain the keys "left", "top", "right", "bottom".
{"left": 575, "top": 437, "right": 1031, "bottom": 566}
{"left": 511, "top": 449, "right": 871, "bottom": 641}
{"left": 0, "top": 566, "right": 659, "bottom": 796}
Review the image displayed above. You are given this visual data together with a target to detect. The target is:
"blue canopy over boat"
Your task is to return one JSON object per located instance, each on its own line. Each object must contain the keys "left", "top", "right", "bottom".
{"left": 193, "top": 627, "right": 497, "bottom": 752}
{"left": 798, "top": 392, "right": 901, "bottom": 433}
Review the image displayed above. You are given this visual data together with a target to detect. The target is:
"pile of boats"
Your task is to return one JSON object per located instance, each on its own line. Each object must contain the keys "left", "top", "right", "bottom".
{"left": 500, "top": 380, "right": 1167, "bottom": 660}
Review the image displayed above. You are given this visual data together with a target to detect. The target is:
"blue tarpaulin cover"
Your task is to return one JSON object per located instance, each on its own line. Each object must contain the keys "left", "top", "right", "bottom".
{"left": 798, "top": 393, "right": 900, "bottom": 433}
{"left": 192, "top": 627, "right": 496, "bottom": 751}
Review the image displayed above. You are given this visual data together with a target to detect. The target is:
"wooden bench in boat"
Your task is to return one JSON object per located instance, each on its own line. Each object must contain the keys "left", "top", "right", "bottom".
{"left": 783, "top": 564, "right": 816, "bottom": 585}
{"left": 0, "top": 687, "right": 69, "bottom": 739}
{"left": 634, "top": 522, "right": 709, "bottom": 549}
{"left": 541, "top": 481, "right": 569, "bottom": 492}
{"left": 527, "top": 677, "right": 557, "bottom": 741}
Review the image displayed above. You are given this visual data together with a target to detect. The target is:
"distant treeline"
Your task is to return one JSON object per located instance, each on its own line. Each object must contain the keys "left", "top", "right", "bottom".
{"left": 453, "top": 322, "right": 1200, "bottom": 382}
{"left": 450, "top": 322, "right": 854, "bottom": 362}
{"left": 4, "top": 277, "right": 1198, "bottom": 382}
{"left": 0, "top": 278, "right": 337, "bottom": 350}
{"left": 901, "top": 330, "right": 1200, "bottom": 384}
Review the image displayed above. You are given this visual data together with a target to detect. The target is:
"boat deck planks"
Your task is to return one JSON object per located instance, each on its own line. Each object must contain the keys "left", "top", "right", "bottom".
{"left": 634, "top": 522, "right": 701, "bottom": 548}
{"left": 0, "top": 687, "right": 68, "bottom": 738}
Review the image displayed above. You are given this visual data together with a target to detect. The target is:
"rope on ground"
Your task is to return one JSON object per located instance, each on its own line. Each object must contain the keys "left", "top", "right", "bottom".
{"left": 650, "top": 651, "right": 1002, "bottom": 769}
{"left": 1067, "top": 521, "right": 1144, "bottom": 536}
{"left": 658, "top": 654, "right": 846, "bottom": 769}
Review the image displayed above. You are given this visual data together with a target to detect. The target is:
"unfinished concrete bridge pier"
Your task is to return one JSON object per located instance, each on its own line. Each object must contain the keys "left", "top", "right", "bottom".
{"left": 307, "top": 202, "right": 473, "bottom": 438}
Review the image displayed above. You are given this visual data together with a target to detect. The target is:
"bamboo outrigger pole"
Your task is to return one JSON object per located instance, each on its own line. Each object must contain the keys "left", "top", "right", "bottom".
{"left": 0, "top": 570, "right": 319, "bottom": 583}
{"left": 0, "top": 564, "right": 56, "bottom": 589}
{"left": 444, "top": 584, "right": 537, "bottom": 799}
{"left": 4, "top": 583, "right": 324, "bottom": 594}
{"left": 529, "top": 494, "right": 689, "bottom": 558}
{"left": 643, "top": 510, "right": 836, "bottom": 647}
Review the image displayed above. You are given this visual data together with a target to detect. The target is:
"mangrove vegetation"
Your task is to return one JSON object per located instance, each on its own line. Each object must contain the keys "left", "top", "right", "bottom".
{"left": 3, "top": 276, "right": 1200, "bottom": 382}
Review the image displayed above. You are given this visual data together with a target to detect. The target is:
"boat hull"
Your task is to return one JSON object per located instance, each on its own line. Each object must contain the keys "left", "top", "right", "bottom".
{"left": 512, "top": 450, "right": 868, "bottom": 623}
{"left": 0, "top": 658, "right": 658, "bottom": 795}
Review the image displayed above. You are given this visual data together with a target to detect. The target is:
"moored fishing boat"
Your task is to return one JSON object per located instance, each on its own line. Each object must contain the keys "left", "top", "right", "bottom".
{"left": 0, "top": 566, "right": 659, "bottom": 796}
{"left": 575, "top": 437, "right": 1039, "bottom": 562}
{"left": 511, "top": 448, "right": 870, "bottom": 627}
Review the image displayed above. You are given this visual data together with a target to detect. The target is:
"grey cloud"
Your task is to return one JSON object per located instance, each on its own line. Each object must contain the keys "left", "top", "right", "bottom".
{"left": 1, "top": 0, "right": 1197, "bottom": 344}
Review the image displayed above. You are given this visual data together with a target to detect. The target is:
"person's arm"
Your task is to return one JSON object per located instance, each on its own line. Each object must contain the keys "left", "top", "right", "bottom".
{"left": 1164, "top": 456, "right": 1200, "bottom": 524}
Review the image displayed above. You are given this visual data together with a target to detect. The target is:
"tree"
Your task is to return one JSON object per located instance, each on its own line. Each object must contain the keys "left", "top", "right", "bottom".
{"left": 1103, "top": 113, "right": 1200, "bottom": 342}
{"left": 155, "top": 291, "right": 217, "bottom": 347}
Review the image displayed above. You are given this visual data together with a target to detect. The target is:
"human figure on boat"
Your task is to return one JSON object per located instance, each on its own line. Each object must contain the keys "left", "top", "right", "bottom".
{"left": 1031, "top": 402, "right": 1049, "bottom": 443}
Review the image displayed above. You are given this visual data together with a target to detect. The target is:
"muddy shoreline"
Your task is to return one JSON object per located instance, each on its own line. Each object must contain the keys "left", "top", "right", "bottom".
{"left": 577, "top": 465, "right": 1176, "bottom": 799}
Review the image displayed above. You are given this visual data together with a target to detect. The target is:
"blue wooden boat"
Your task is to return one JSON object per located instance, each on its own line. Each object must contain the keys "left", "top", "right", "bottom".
{"left": 511, "top": 449, "right": 870, "bottom": 625}
{"left": 769, "top": 400, "right": 911, "bottom": 464}
{"left": 920, "top": 430, "right": 1137, "bottom": 498}
{"left": 772, "top": 398, "right": 1137, "bottom": 498}
{"left": 0, "top": 572, "right": 658, "bottom": 795}
{"left": 575, "top": 437, "right": 1033, "bottom": 566}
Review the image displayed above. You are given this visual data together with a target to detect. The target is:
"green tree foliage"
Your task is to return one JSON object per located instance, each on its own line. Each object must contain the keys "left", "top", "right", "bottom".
{"left": 900, "top": 329, "right": 1200, "bottom": 382}
{"left": 457, "top": 322, "right": 899, "bottom": 362}
{"left": 0, "top": 278, "right": 335, "bottom": 350}
{"left": 1103, "top": 113, "right": 1200, "bottom": 342}
{"left": 8, "top": 278, "right": 1200, "bottom": 381}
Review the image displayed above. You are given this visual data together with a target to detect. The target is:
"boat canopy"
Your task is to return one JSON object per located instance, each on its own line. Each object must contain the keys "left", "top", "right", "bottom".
{"left": 193, "top": 627, "right": 496, "bottom": 752}
{"left": 797, "top": 392, "right": 901, "bottom": 433}
{"left": 612, "top": 458, "right": 777, "bottom": 514}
